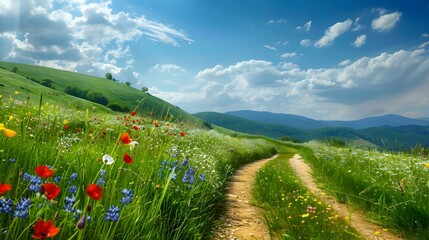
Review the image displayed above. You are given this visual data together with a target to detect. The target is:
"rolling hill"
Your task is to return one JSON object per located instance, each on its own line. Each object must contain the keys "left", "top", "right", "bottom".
{"left": 226, "top": 110, "right": 429, "bottom": 129}
{"left": 0, "top": 61, "right": 201, "bottom": 125}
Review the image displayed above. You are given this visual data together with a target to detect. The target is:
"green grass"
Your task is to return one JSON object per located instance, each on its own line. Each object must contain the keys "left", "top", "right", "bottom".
{"left": 300, "top": 142, "right": 429, "bottom": 239}
{"left": 253, "top": 153, "right": 361, "bottom": 239}
{"left": 0, "top": 61, "right": 200, "bottom": 124}
{"left": 0, "top": 96, "right": 278, "bottom": 239}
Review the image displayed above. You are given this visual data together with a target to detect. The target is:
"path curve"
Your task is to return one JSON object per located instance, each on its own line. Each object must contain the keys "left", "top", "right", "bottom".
{"left": 212, "top": 155, "right": 278, "bottom": 240}
{"left": 289, "top": 154, "right": 402, "bottom": 240}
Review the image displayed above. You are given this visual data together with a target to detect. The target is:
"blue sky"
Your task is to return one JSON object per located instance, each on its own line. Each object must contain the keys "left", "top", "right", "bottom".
{"left": 1, "top": 0, "right": 429, "bottom": 120}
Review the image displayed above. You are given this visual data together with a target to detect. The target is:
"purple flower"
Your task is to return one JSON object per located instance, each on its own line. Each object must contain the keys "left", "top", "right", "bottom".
{"left": 105, "top": 205, "right": 120, "bottom": 222}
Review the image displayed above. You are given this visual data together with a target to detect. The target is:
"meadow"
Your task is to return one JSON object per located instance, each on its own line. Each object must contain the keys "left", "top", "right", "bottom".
{"left": 0, "top": 92, "right": 277, "bottom": 239}
{"left": 300, "top": 142, "right": 429, "bottom": 239}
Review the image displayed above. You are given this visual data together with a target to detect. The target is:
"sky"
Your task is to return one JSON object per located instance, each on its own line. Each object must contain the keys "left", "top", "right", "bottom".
{"left": 1, "top": 0, "right": 429, "bottom": 120}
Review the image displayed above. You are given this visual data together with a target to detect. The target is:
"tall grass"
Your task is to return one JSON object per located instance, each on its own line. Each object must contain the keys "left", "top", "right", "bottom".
{"left": 0, "top": 93, "right": 277, "bottom": 239}
{"left": 253, "top": 153, "right": 360, "bottom": 239}
{"left": 300, "top": 141, "right": 429, "bottom": 239}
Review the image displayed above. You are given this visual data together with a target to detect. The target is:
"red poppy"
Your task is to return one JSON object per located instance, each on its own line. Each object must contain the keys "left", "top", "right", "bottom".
{"left": 63, "top": 125, "right": 69, "bottom": 131}
{"left": 123, "top": 152, "right": 134, "bottom": 164}
{"left": 31, "top": 219, "right": 59, "bottom": 239}
{"left": 133, "top": 125, "right": 139, "bottom": 130}
{"left": 131, "top": 111, "right": 137, "bottom": 116}
{"left": 43, "top": 183, "right": 60, "bottom": 200}
{"left": 35, "top": 166, "right": 54, "bottom": 178}
{"left": 86, "top": 184, "right": 103, "bottom": 200}
{"left": 120, "top": 132, "right": 131, "bottom": 144}
{"left": 180, "top": 131, "right": 185, "bottom": 137}
{"left": 0, "top": 183, "right": 11, "bottom": 194}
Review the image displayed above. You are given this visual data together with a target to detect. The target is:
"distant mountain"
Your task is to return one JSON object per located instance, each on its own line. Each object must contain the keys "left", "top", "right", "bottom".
{"left": 225, "top": 110, "right": 329, "bottom": 129}
{"left": 324, "top": 114, "right": 429, "bottom": 129}
{"left": 226, "top": 110, "right": 429, "bottom": 129}
{"left": 196, "top": 111, "right": 429, "bottom": 150}
{"left": 195, "top": 112, "right": 304, "bottom": 139}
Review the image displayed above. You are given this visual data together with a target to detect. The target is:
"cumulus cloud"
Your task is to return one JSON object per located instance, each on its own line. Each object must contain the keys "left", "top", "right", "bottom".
{"left": 372, "top": 11, "right": 402, "bottom": 32}
{"left": 300, "top": 39, "right": 312, "bottom": 47}
{"left": 153, "top": 48, "right": 429, "bottom": 119}
{"left": 150, "top": 64, "right": 186, "bottom": 74}
{"left": 353, "top": 34, "right": 366, "bottom": 47}
{"left": 281, "top": 52, "right": 297, "bottom": 58}
{"left": 267, "top": 18, "right": 287, "bottom": 24}
{"left": 0, "top": 0, "right": 192, "bottom": 85}
{"left": 315, "top": 19, "right": 352, "bottom": 47}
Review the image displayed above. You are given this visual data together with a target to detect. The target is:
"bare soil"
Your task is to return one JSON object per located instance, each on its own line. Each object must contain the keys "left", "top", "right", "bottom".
{"left": 289, "top": 154, "right": 403, "bottom": 240}
{"left": 212, "top": 155, "right": 278, "bottom": 240}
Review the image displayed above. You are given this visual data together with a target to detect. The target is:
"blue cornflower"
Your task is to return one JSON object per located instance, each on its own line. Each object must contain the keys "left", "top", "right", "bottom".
{"left": 70, "top": 173, "right": 78, "bottom": 181}
{"left": 180, "top": 158, "right": 189, "bottom": 167}
{"left": 105, "top": 205, "right": 120, "bottom": 222}
{"left": 23, "top": 173, "right": 41, "bottom": 192}
{"left": 74, "top": 209, "right": 82, "bottom": 220}
{"left": 8, "top": 158, "right": 16, "bottom": 163}
{"left": 64, "top": 195, "right": 76, "bottom": 213}
{"left": 96, "top": 177, "right": 106, "bottom": 186}
{"left": 68, "top": 185, "right": 78, "bottom": 195}
{"left": 0, "top": 198, "right": 13, "bottom": 214}
{"left": 13, "top": 198, "right": 31, "bottom": 218}
{"left": 199, "top": 173, "right": 206, "bottom": 182}
{"left": 182, "top": 167, "right": 195, "bottom": 184}
{"left": 120, "top": 189, "right": 133, "bottom": 205}
{"left": 100, "top": 169, "right": 106, "bottom": 177}
{"left": 54, "top": 175, "right": 61, "bottom": 183}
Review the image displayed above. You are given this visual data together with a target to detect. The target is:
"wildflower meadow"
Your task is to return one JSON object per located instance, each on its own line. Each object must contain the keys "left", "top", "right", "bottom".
{"left": 0, "top": 93, "right": 277, "bottom": 239}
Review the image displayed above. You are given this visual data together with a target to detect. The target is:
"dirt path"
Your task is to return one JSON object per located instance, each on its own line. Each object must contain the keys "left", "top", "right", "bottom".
{"left": 212, "top": 155, "right": 278, "bottom": 240}
{"left": 289, "top": 154, "right": 402, "bottom": 240}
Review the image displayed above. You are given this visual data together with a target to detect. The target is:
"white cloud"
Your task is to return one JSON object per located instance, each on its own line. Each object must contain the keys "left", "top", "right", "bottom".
{"left": 267, "top": 18, "right": 287, "bottom": 24}
{"left": 372, "top": 11, "right": 402, "bottom": 32}
{"left": 150, "top": 64, "right": 186, "bottom": 74}
{"left": 339, "top": 59, "right": 351, "bottom": 66}
{"left": 296, "top": 20, "right": 311, "bottom": 31}
{"left": 263, "top": 45, "right": 276, "bottom": 51}
{"left": 304, "top": 21, "right": 312, "bottom": 31}
{"left": 0, "top": 0, "right": 193, "bottom": 86}
{"left": 422, "top": 33, "right": 429, "bottom": 37}
{"left": 353, "top": 34, "right": 366, "bottom": 47}
{"left": 315, "top": 19, "right": 352, "bottom": 47}
{"left": 300, "top": 39, "right": 312, "bottom": 47}
{"left": 281, "top": 52, "right": 297, "bottom": 58}
{"left": 153, "top": 48, "right": 429, "bottom": 119}
{"left": 419, "top": 41, "right": 429, "bottom": 49}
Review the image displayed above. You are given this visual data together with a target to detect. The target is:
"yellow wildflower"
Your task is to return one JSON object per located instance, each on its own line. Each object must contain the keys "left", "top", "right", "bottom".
{"left": 0, "top": 123, "right": 4, "bottom": 131}
{"left": 301, "top": 213, "right": 309, "bottom": 218}
{"left": 14, "top": 91, "right": 19, "bottom": 95}
{"left": 3, "top": 128, "right": 16, "bottom": 138}
{"left": 424, "top": 163, "right": 429, "bottom": 168}
{"left": 63, "top": 120, "right": 69, "bottom": 125}
{"left": 9, "top": 116, "right": 13, "bottom": 121}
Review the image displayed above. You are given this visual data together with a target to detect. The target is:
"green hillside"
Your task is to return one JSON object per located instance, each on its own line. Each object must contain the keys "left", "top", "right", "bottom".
{"left": 0, "top": 62, "right": 200, "bottom": 125}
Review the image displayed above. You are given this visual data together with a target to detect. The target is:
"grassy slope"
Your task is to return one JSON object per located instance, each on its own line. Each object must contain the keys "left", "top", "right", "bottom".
{"left": 0, "top": 62, "right": 201, "bottom": 125}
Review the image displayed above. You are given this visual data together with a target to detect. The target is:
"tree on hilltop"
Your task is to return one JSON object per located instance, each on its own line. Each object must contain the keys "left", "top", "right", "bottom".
{"left": 105, "top": 72, "right": 113, "bottom": 80}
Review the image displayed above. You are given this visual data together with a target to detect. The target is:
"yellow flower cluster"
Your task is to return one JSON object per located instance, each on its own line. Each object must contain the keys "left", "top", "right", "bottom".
{"left": 0, "top": 123, "right": 16, "bottom": 138}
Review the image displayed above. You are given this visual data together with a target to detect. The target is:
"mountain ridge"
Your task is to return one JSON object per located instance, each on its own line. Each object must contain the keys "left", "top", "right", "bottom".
{"left": 225, "top": 110, "right": 429, "bottom": 129}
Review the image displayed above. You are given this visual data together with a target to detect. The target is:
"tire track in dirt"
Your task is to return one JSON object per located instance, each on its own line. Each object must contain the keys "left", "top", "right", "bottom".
{"left": 289, "top": 154, "right": 402, "bottom": 240}
{"left": 212, "top": 155, "right": 279, "bottom": 240}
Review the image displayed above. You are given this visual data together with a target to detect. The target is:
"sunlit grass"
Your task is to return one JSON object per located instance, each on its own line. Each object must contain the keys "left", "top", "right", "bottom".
{"left": 301, "top": 142, "right": 429, "bottom": 239}
{"left": 253, "top": 153, "right": 360, "bottom": 239}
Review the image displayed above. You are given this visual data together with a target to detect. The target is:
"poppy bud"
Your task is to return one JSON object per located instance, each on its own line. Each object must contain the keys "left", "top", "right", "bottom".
{"left": 86, "top": 204, "right": 91, "bottom": 212}
{"left": 77, "top": 215, "right": 86, "bottom": 229}
{"left": 38, "top": 185, "right": 45, "bottom": 195}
